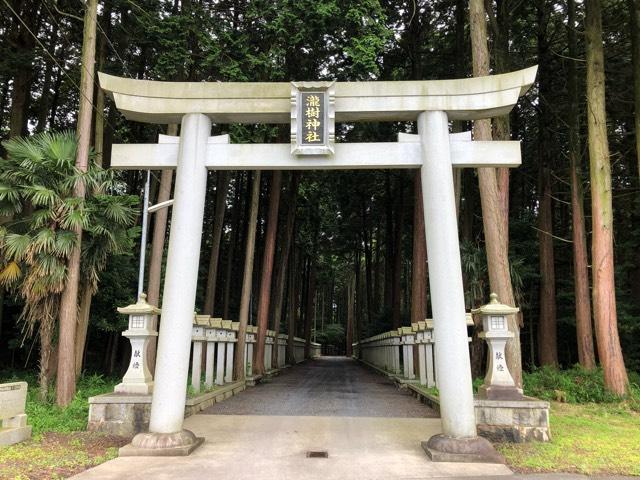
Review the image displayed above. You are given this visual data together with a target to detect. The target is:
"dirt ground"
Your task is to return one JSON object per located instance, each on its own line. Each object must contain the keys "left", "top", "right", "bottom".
{"left": 0, "top": 432, "right": 129, "bottom": 480}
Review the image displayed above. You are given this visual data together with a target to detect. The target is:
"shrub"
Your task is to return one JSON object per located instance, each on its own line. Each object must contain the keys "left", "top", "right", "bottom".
{"left": 523, "top": 365, "right": 631, "bottom": 404}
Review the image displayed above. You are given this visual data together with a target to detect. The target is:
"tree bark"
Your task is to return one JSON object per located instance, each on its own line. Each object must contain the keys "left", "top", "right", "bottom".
{"left": 74, "top": 286, "right": 93, "bottom": 377}
{"left": 146, "top": 124, "right": 177, "bottom": 375}
{"left": 568, "top": 0, "right": 596, "bottom": 369}
{"left": 223, "top": 173, "right": 244, "bottom": 319}
{"left": 537, "top": 166, "right": 558, "bottom": 366}
{"left": 411, "top": 172, "right": 427, "bottom": 326}
{"left": 391, "top": 180, "right": 404, "bottom": 329}
{"left": 286, "top": 249, "right": 297, "bottom": 364}
{"left": 585, "top": 0, "right": 629, "bottom": 394}
{"left": 469, "top": 0, "right": 521, "bottom": 387}
{"left": 56, "top": 0, "right": 98, "bottom": 406}
{"left": 94, "top": 34, "right": 107, "bottom": 166}
{"left": 304, "top": 259, "right": 316, "bottom": 359}
{"left": 203, "top": 171, "right": 230, "bottom": 315}
{"left": 254, "top": 171, "right": 282, "bottom": 375}
{"left": 629, "top": 0, "right": 640, "bottom": 179}
{"left": 234, "top": 171, "right": 261, "bottom": 380}
{"left": 38, "top": 319, "right": 54, "bottom": 401}
{"left": 346, "top": 275, "right": 355, "bottom": 356}
{"left": 271, "top": 173, "right": 298, "bottom": 332}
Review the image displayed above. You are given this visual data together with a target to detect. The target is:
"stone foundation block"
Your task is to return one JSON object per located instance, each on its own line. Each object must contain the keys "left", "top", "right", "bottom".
{"left": 88, "top": 381, "right": 247, "bottom": 437}
{"left": 0, "top": 425, "right": 32, "bottom": 446}
{"left": 475, "top": 397, "right": 550, "bottom": 442}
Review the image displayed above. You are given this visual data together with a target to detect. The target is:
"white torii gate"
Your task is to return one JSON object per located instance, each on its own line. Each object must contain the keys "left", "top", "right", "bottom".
{"left": 100, "top": 66, "right": 536, "bottom": 462}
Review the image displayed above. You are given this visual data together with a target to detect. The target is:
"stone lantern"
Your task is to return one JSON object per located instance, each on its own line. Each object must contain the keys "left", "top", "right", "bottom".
{"left": 115, "top": 293, "right": 159, "bottom": 394}
{"left": 472, "top": 293, "right": 523, "bottom": 400}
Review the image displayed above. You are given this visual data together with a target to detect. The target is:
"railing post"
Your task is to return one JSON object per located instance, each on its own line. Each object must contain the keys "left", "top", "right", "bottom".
{"left": 191, "top": 317, "right": 206, "bottom": 394}
{"left": 215, "top": 328, "right": 226, "bottom": 386}
{"left": 225, "top": 323, "right": 236, "bottom": 383}
{"left": 203, "top": 318, "right": 215, "bottom": 389}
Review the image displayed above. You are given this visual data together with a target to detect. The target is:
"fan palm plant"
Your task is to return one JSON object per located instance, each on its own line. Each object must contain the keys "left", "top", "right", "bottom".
{"left": 0, "top": 131, "right": 138, "bottom": 400}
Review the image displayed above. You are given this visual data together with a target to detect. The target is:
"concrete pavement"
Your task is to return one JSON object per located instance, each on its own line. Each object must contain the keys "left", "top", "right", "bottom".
{"left": 74, "top": 358, "right": 513, "bottom": 479}
{"left": 202, "top": 356, "right": 438, "bottom": 417}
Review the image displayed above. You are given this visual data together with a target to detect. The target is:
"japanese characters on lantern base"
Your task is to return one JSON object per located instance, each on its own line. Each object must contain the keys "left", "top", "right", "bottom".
{"left": 114, "top": 293, "right": 159, "bottom": 395}
{"left": 472, "top": 293, "right": 524, "bottom": 400}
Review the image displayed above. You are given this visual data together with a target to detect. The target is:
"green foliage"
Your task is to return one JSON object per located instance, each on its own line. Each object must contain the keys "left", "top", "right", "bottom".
{"left": 498, "top": 402, "right": 640, "bottom": 476}
{"left": 0, "top": 372, "right": 117, "bottom": 436}
{"left": 0, "top": 131, "right": 139, "bottom": 337}
{"left": 523, "top": 365, "right": 639, "bottom": 405}
{"left": 315, "top": 323, "right": 345, "bottom": 348}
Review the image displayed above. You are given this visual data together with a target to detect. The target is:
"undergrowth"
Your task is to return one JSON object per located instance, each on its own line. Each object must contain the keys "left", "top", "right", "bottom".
{"left": 0, "top": 372, "right": 117, "bottom": 436}
{"left": 522, "top": 365, "right": 640, "bottom": 409}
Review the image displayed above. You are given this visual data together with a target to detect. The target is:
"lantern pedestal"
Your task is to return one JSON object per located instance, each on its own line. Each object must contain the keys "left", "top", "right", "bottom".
{"left": 114, "top": 294, "right": 160, "bottom": 395}
{"left": 473, "top": 293, "right": 524, "bottom": 401}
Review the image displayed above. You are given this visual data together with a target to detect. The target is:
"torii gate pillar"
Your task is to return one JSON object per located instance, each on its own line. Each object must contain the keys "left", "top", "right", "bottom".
{"left": 418, "top": 111, "right": 502, "bottom": 462}
{"left": 122, "top": 113, "right": 212, "bottom": 456}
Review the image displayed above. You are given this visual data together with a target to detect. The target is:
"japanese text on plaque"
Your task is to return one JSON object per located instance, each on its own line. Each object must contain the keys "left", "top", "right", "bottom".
{"left": 301, "top": 92, "right": 325, "bottom": 145}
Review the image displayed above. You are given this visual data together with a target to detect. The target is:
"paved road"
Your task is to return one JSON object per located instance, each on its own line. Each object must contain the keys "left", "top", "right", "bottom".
{"left": 201, "top": 356, "right": 438, "bottom": 418}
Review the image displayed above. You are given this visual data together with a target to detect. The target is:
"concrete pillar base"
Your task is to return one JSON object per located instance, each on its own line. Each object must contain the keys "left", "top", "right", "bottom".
{"left": 120, "top": 429, "right": 204, "bottom": 457}
{"left": 421, "top": 434, "right": 504, "bottom": 464}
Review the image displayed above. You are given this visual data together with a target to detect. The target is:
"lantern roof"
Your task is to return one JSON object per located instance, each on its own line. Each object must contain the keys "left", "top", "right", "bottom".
{"left": 471, "top": 293, "right": 519, "bottom": 316}
{"left": 117, "top": 293, "right": 161, "bottom": 315}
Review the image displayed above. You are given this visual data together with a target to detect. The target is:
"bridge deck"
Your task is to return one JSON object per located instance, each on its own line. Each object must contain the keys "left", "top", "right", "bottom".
{"left": 74, "top": 358, "right": 512, "bottom": 479}
{"left": 201, "top": 356, "right": 438, "bottom": 418}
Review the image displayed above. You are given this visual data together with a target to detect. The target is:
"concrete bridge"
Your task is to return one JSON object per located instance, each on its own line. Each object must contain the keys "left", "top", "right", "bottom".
{"left": 76, "top": 357, "right": 512, "bottom": 480}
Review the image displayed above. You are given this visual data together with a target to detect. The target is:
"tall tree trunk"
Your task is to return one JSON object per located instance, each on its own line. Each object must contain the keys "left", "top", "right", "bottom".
{"left": 146, "top": 124, "right": 177, "bottom": 375}
{"left": 254, "top": 171, "right": 282, "bottom": 375}
{"left": 56, "top": 0, "right": 98, "bottom": 406}
{"left": 74, "top": 286, "right": 93, "bottom": 377}
{"left": 223, "top": 172, "right": 244, "bottom": 319}
{"left": 361, "top": 200, "right": 374, "bottom": 324}
{"left": 93, "top": 35, "right": 107, "bottom": 166}
{"left": 629, "top": 0, "right": 640, "bottom": 179}
{"left": 384, "top": 173, "right": 393, "bottom": 309}
{"left": 536, "top": 2, "right": 558, "bottom": 367}
{"left": 234, "top": 171, "right": 261, "bottom": 380}
{"left": 286, "top": 249, "right": 297, "bottom": 364}
{"left": 272, "top": 173, "right": 298, "bottom": 332}
{"left": 469, "top": 0, "right": 521, "bottom": 387}
{"left": 346, "top": 275, "right": 355, "bottom": 356}
{"left": 537, "top": 167, "right": 558, "bottom": 366}
{"left": 38, "top": 319, "right": 54, "bottom": 401}
{"left": 391, "top": 180, "right": 404, "bottom": 329}
{"left": 585, "top": 0, "right": 629, "bottom": 395}
{"left": 203, "top": 171, "right": 230, "bottom": 315}
{"left": 35, "top": 25, "right": 58, "bottom": 133}
{"left": 304, "top": 259, "right": 316, "bottom": 359}
{"left": 568, "top": 0, "right": 596, "bottom": 369}
{"left": 411, "top": 172, "right": 427, "bottom": 326}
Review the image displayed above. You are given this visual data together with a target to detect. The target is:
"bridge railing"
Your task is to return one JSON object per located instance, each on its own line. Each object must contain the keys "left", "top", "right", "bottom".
{"left": 352, "top": 315, "right": 473, "bottom": 388}
{"left": 189, "top": 315, "right": 321, "bottom": 393}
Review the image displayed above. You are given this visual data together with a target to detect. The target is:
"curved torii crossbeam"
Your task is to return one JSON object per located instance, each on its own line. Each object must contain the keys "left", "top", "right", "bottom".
{"left": 103, "top": 67, "right": 537, "bottom": 462}
{"left": 100, "top": 66, "right": 536, "bottom": 124}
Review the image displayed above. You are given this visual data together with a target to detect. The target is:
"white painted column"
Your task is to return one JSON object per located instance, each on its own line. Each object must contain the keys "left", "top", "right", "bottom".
{"left": 426, "top": 342, "right": 435, "bottom": 388}
{"left": 205, "top": 341, "right": 215, "bottom": 388}
{"left": 148, "top": 113, "right": 211, "bottom": 434}
{"left": 216, "top": 341, "right": 225, "bottom": 386}
{"left": 191, "top": 342, "right": 202, "bottom": 393}
{"left": 225, "top": 340, "right": 234, "bottom": 383}
{"left": 418, "top": 110, "right": 477, "bottom": 438}
{"left": 418, "top": 342, "right": 427, "bottom": 386}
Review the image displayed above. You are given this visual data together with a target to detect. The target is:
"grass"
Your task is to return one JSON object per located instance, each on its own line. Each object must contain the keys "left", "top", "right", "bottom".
{"left": 497, "top": 401, "right": 640, "bottom": 475}
{"left": 0, "top": 373, "right": 125, "bottom": 479}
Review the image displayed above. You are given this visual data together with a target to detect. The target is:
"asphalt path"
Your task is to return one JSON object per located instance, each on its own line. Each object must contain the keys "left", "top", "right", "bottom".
{"left": 201, "top": 356, "right": 438, "bottom": 418}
